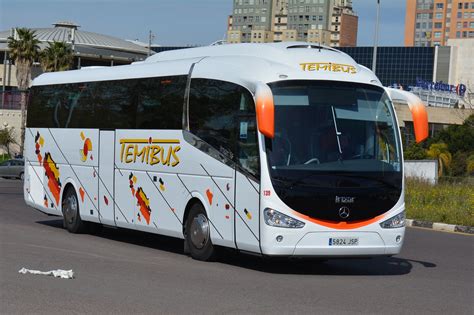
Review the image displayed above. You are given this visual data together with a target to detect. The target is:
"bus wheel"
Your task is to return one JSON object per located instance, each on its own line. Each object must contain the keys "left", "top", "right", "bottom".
{"left": 62, "top": 186, "right": 86, "bottom": 234}
{"left": 185, "top": 203, "right": 215, "bottom": 261}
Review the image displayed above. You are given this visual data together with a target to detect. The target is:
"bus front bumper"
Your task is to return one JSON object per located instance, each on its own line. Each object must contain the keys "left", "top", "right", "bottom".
{"left": 260, "top": 228, "right": 405, "bottom": 257}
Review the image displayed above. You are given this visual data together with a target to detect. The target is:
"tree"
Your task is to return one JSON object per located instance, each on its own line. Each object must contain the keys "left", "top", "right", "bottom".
{"left": 0, "top": 127, "right": 17, "bottom": 157}
{"left": 7, "top": 28, "right": 40, "bottom": 154}
{"left": 404, "top": 142, "right": 427, "bottom": 160}
{"left": 40, "top": 41, "right": 73, "bottom": 72}
{"left": 429, "top": 114, "right": 474, "bottom": 155}
{"left": 467, "top": 155, "right": 474, "bottom": 176}
{"left": 426, "top": 143, "right": 452, "bottom": 177}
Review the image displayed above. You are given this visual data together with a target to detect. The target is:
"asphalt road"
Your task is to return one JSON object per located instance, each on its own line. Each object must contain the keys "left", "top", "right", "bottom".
{"left": 1, "top": 179, "right": 473, "bottom": 315}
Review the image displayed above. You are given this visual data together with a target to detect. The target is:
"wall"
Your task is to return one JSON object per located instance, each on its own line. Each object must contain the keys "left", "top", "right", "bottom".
{"left": 0, "top": 63, "right": 17, "bottom": 87}
{"left": 0, "top": 109, "right": 21, "bottom": 155}
{"left": 404, "top": 0, "right": 417, "bottom": 46}
{"left": 404, "top": 160, "right": 438, "bottom": 185}
{"left": 339, "top": 13, "right": 358, "bottom": 47}
{"left": 448, "top": 39, "right": 474, "bottom": 92}
{"left": 394, "top": 103, "right": 473, "bottom": 126}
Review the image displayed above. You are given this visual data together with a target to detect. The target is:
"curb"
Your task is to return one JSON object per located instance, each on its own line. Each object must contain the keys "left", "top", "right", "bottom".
{"left": 406, "top": 219, "right": 474, "bottom": 234}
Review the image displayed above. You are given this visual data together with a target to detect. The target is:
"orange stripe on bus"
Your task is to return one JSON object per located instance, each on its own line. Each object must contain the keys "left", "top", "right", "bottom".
{"left": 291, "top": 211, "right": 386, "bottom": 230}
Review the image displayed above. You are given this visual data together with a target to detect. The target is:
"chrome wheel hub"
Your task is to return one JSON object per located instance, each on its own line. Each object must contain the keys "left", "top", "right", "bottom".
{"left": 63, "top": 195, "right": 78, "bottom": 224}
{"left": 190, "top": 214, "right": 209, "bottom": 249}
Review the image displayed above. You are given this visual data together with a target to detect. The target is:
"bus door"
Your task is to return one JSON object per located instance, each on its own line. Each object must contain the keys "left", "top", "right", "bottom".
{"left": 233, "top": 97, "right": 261, "bottom": 253}
{"left": 98, "top": 130, "right": 116, "bottom": 225}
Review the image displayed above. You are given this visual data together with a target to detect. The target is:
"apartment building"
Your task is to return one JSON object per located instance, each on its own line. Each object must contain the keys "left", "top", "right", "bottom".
{"left": 227, "top": 0, "right": 358, "bottom": 46}
{"left": 405, "top": 0, "right": 474, "bottom": 47}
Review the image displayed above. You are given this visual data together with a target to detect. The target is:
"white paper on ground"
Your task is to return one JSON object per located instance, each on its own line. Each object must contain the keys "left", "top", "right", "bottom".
{"left": 18, "top": 268, "right": 74, "bottom": 279}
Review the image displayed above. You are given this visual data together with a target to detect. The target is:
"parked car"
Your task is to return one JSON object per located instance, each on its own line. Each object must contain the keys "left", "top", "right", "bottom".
{"left": 0, "top": 159, "right": 25, "bottom": 180}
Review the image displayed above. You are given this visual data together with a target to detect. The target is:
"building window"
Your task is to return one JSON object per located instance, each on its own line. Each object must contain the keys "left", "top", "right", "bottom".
{"left": 434, "top": 22, "right": 443, "bottom": 28}
{"left": 435, "top": 12, "right": 443, "bottom": 19}
{"left": 457, "top": 12, "right": 462, "bottom": 18}
{"left": 436, "top": 3, "right": 443, "bottom": 9}
{"left": 456, "top": 31, "right": 461, "bottom": 38}
{"left": 434, "top": 31, "right": 441, "bottom": 38}
{"left": 458, "top": 3, "right": 463, "bottom": 9}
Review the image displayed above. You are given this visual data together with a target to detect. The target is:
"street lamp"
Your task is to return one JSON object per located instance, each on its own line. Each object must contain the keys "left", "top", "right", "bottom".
{"left": 372, "top": 0, "right": 381, "bottom": 74}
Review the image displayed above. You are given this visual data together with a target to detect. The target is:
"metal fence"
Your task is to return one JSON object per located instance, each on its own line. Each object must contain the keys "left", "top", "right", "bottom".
{"left": 1, "top": 91, "right": 24, "bottom": 110}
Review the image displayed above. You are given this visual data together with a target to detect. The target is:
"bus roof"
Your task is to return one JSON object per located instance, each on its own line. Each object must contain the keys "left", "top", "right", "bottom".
{"left": 32, "top": 42, "right": 381, "bottom": 89}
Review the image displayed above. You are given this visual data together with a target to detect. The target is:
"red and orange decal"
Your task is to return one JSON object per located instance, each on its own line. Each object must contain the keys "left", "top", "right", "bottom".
{"left": 206, "top": 189, "right": 213, "bottom": 205}
{"left": 80, "top": 132, "right": 93, "bottom": 162}
{"left": 34, "top": 132, "right": 45, "bottom": 164}
{"left": 129, "top": 173, "right": 152, "bottom": 225}
{"left": 43, "top": 152, "right": 61, "bottom": 206}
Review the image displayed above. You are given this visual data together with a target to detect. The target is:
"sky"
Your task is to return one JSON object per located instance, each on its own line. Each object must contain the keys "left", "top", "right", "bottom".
{"left": 0, "top": 0, "right": 406, "bottom": 47}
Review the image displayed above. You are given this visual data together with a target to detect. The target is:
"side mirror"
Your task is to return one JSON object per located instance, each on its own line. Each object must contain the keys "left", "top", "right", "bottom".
{"left": 255, "top": 83, "right": 275, "bottom": 139}
{"left": 386, "top": 88, "right": 429, "bottom": 143}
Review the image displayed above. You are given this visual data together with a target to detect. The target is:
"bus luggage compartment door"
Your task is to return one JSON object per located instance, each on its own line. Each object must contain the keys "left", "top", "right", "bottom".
{"left": 98, "top": 130, "right": 116, "bottom": 226}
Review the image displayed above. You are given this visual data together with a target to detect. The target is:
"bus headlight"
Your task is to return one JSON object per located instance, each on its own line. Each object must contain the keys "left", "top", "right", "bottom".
{"left": 380, "top": 211, "right": 406, "bottom": 229}
{"left": 264, "top": 208, "right": 305, "bottom": 228}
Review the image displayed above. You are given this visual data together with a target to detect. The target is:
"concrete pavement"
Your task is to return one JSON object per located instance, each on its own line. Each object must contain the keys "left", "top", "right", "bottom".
{"left": 1, "top": 179, "right": 473, "bottom": 314}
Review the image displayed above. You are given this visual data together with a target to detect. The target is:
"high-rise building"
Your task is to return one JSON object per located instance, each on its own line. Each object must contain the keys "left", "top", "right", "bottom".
{"left": 405, "top": 0, "right": 474, "bottom": 47}
{"left": 227, "top": 0, "right": 358, "bottom": 46}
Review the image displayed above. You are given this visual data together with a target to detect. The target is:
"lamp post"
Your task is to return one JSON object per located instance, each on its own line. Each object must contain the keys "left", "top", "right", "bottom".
{"left": 372, "top": 0, "right": 381, "bottom": 74}
{"left": 148, "top": 30, "right": 155, "bottom": 57}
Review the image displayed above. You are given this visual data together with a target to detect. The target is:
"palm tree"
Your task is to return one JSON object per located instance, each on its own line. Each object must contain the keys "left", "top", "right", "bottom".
{"left": 427, "top": 143, "right": 452, "bottom": 177}
{"left": 0, "top": 127, "right": 17, "bottom": 157}
{"left": 40, "top": 41, "right": 73, "bottom": 72}
{"left": 7, "top": 28, "right": 40, "bottom": 154}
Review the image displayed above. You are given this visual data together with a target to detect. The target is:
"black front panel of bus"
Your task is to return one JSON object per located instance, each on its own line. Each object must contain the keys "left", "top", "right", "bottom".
{"left": 271, "top": 172, "right": 402, "bottom": 222}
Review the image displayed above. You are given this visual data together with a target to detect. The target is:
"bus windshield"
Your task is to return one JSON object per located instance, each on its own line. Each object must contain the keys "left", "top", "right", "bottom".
{"left": 268, "top": 80, "right": 401, "bottom": 173}
{"left": 266, "top": 80, "right": 402, "bottom": 221}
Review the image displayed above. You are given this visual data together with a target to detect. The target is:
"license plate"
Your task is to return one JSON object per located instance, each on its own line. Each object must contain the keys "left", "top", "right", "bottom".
{"left": 329, "top": 237, "right": 359, "bottom": 246}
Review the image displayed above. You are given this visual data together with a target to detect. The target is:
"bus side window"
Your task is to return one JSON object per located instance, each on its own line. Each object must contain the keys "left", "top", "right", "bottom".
{"left": 236, "top": 92, "right": 260, "bottom": 178}
{"left": 27, "top": 86, "right": 57, "bottom": 128}
{"left": 189, "top": 79, "right": 239, "bottom": 159}
{"left": 94, "top": 79, "right": 138, "bottom": 129}
{"left": 189, "top": 79, "right": 259, "bottom": 177}
{"left": 136, "top": 76, "right": 186, "bottom": 129}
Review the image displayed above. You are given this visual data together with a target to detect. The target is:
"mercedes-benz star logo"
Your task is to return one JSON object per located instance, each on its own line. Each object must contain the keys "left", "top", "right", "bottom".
{"left": 338, "top": 206, "right": 350, "bottom": 219}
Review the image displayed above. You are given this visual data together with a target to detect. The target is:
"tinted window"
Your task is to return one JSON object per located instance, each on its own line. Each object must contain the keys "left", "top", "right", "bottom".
{"left": 136, "top": 76, "right": 186, "bottom": 129}
{"left": 189, "top": 79, "right": 259, "bottom": 177}
{"left": 27, "top": 76, "right": 186, "bottom": 130}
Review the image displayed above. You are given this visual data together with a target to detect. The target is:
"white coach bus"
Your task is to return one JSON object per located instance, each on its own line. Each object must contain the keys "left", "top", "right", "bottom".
{"left": 24, "top": 43, "right": 428, "bottom": 260}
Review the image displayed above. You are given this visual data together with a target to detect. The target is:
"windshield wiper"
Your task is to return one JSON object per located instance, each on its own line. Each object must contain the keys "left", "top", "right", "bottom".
{"left": 331, "top": 106, "right": 343, "bottom": 157}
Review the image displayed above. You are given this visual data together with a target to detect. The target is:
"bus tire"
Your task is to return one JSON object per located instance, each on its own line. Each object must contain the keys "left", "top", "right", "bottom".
{"left": 185, "top": 202, "right": 215, "bottom": 261}
{"left": 62, "top": 186, "right": 86, "bottom": 234}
